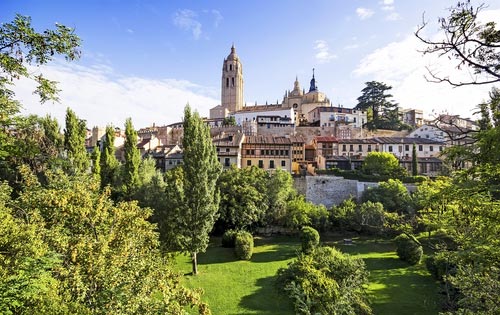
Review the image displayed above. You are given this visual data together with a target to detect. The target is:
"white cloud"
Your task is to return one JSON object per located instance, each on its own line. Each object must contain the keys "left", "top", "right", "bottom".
{"left": 13, "top": 61, "right": 219, "bottom": 128}
{"left": 314, "top": 40, "right": 337, "bottom": 64}
{"left": 344, "top": 44, "right": 359, "bottom": 50}
{"left": 353, "top": 33, "right": 493, "bottom": 119}
{"left": 356, "top": 7, "right": 374, "bottom": 20}
{"left": 212, "top": 9, "right": 223, "bottom": 27}
{"left": 385, "top": 12, "right": 401, "bottom": 21}
{"left": 382, "top": 0, "right": 394, "bottom": 4}
{"left": 381, "top": 6, "right": 394, "bottom": 11}
{"left": 173, "top": 9, "right": 202, "bottom": 39}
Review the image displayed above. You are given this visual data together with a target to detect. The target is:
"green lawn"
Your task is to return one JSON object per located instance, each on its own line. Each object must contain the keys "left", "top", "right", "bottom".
{"left": 175, "top": 236, "right": 440, "bottom": 315}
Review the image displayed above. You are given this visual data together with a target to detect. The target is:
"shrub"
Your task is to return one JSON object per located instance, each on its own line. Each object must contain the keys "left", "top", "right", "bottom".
{"left": 425, "top": 253, "right": 456, "bottom": 281}
{"left": 221, "top": 229, "right": 237, "bottom": 248}
{"left": 234, "top": 231, "right": 253, "bottom": 260}
{"left": 300, "top": 226, "right": 320, "bottom": 254}
{"left": 276, "top": 246, "right": 371, "bottom": 315}
{"left": 394, "top": 234, "right": 423, "bottom": 265}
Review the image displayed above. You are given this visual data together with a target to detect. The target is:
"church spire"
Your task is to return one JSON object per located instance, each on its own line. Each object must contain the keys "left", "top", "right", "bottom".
{"left": 309, "top": 68, "right": 318, "bottom": 92}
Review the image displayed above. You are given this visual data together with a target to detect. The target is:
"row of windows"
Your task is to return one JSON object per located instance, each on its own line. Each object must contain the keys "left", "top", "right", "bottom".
{"left": 225, "top": 77, "right": 236, "bottom": 87}
{"left": 339, "top": 144, "right": 444, "bottom": 153}
{"left": 247, "top": 160, "right": 287, "bottom": 169}
{"left": 244, "top": 149, "right": 289, "bottom": 156}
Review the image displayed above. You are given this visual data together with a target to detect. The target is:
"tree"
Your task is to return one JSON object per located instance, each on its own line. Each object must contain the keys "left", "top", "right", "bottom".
{"left": 412, "top": 143, "right": 418, "bottom": 176}
{"left": 7, "top": 167, "right": 210, "bottom": 314}
{"left": 362, "top": 179, "right": 412, "bottom": 214}
{"left": 362, "top": 152, "right": 407, "bottom": 178}
{"left": 99, "top": 126, "right": 119, "bottom": 189}
{"left": 63, "top": 108, "right": 89, "bottom": 174}
{"left": 276, "top": 246, "right": 371, "bottom": 315}
{"left": 0, "top": 14, "right": 80, "bottom": 166}
{"left": 415, "top": 1, "right": 500, "bottom": 86}
{"left": 91, "top": 145, "right": 100, "bottom": 179}
{"left": 217, "top": 165, "right": 268, "bottom": 231}
{"left": 122, "top": 118, "right": 140, "bottom": 199}
{"left": 222, "top": 116, "right": 236, "bottom": 126}
{"left": 178, "top": 105, "right": 221, "bottom": 275}
{"left": 266, "top": 169, "right": 296, "bottom": 224}
{"left": 356, "top": 81, "right": 400, "bottom": 130}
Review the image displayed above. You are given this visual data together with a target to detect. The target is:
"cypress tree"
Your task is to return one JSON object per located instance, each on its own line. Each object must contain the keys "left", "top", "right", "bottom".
{"left": 100, "top": 126, "right": 119, "bottom": 188}
{"left": 123, "top": 118, "right": 140, "bottom": 199}
{"left": 64, "top": 108, "right": 89, "bottom": 173}
{"left": 412, "top": 143, "right": 418, "bottom": 176}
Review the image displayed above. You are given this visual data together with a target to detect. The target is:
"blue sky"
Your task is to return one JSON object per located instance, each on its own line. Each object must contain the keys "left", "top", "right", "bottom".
{"left": 2, "top": 0, "right": 500, "bottom": 128}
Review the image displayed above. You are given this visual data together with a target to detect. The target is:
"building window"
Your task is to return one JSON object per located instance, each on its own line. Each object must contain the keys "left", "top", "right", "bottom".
{"left": 258, "top": 160, "right": 263, "bottom": 168}
{"left": 216, "top": 148, "right": 220, "bottom": 152}
{"left": 281, "top": 160, "right": 286, "bottom": 167}
{"left": 342, "top": 144, "right": 346, "bottom": 151}
{"left": 430, "top": 146, "right": 434, "bottom": 151}
{"left": 226, "top": 78, "right": 229, "bottom": 87}
{"left": 226, "top": 148, "right": 230, "bottom": 152}
{"left": 231, "top": 77, "right": 235, "bottom": 87}
{"left": 405, "top": 144, "right": 409, "bottom": 151}
{"left": 270, "top": 160, "right": 275, "bottom": 169}
{"left": 285, "top": 150, "right": 289, "bottom": 156}
{"left": 419, "top": 145, "right": 423, "bottom": 151}
{"left": 230, "top": 64, "right": 233, "bottom": 71}
{"left": 439, "top": 146, "right": 443, "bottom": 152}
{"left": 246, "top": 149, "right": 250, "bottom": 155}
{"left": 349, "top": 144, "right": 354, "bottom": 152}
{"left": 389, "top": 146, "right": 393, "bottom": 152}
{"left": 247, "top": 160, "right": 251, "bottom": 166}
{"left": 367, "top": 145, "right": 372, "bottom": 152}
{"left": 358, "top": 144, "right": 362, "bottom": 152}
{"left": 224, "top": 158, "right": 230, "bottom": 166}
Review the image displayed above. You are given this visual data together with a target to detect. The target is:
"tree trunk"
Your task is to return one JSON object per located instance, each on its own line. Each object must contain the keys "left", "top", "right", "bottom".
{"left": 192, "top": 252, "right": 198, "bottom": 275}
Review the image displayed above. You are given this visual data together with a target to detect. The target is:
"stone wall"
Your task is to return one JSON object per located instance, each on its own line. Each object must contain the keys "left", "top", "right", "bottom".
{"left": 305, "top": 175, "right": 359, "bottom": 208}
{"left": 294, "top": 175, "right": 417, "bottom": 208}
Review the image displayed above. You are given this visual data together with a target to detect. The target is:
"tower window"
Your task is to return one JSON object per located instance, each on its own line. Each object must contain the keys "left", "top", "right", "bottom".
{"left": 231, "top": 77, "right": 235, "bottom": 87}
{"left": 230, "top": 64, "right": 233, "bottom": 71}
{"left": 226, "top": 78, "right": 229, "bottom": 87}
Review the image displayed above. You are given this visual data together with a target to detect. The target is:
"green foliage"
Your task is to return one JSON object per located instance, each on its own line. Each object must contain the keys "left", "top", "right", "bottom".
{"left": 234, "top": 231, "right": 253, "bottom": 260}
{"left": 284, "top": 195, "right": 329, "bottom": 231}
{"left": 122, "top": 118, "right": 140, "bottom": 199}
{"left": 63, "top": 108, "right": 89, "bottom": 174}
{"left": 99, "top": 126, "right": 120, "bottom": 189}
{"left": 1, "top": 168, "right": 209, "bottom": 314}
{"left": 425, "top": 252, "right": 455, "bottom": 281}
{"left": 412, "top": 143, "right": 418, "bottom": 176}
{"left": 356, "top": 81, "right": 401, "bottom": 130}
{"left": 91, "top": 145, "right": 100, "bottom": 179}
{"left": 394, "top": 234, "right": 423, "bottom": 265}
{"left": 178, "top": 105, "right": 222, "bottom": 274}
{"left": 300, "top": 226, "right": 319, "bottom": 254}
{"left": 217, "top": 165, "right": 268, "bottom": 230}
{"left": 362, "top": 179, "right": 411, "bottom": 214}
{"left": 276, "top": 246, "right": 371, "bottom": 315}
{"left": 362, "top": 152, "right": 406, "bottom": 178}
{"left": 221, "top": 229, "right": 237, "bottom": 248}
{"left": 222, "top": 116, "right": 236, "bottom": 126}
{"left": 266, "top": 169, "right": 296, "bottom": 224}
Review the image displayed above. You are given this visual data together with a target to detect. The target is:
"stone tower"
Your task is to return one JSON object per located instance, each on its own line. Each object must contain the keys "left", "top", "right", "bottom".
{"left": 221, "top": 44, "right": 244, "bottom": 113}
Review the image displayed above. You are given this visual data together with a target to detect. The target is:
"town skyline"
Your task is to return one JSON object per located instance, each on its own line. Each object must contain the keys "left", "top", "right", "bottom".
{"left": 3, "top": 0, "right": 500, "bottom": 128}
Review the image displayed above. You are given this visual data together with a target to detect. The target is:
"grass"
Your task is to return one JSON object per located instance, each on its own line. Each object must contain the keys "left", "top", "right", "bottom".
{"left": 175, "top": 235, "right": 440, "bottom": 315}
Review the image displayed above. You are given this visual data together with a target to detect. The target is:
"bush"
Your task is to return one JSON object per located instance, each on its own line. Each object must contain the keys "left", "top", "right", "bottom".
{"left": 425, "top": 253, "right": 456, "bottom": 281}
{"left": 394, "top": 234, "right": 423, "bottom": 265}
{"left": 234, "top": 231, "right": 253, "bottom": 260}
{"left": 221, "top": 229, "right": 237, "bottom": 248}
{"left": 300, "top": 226, "right": 320, "bottom": 254}
{"left": 276, "top": 246, "right": 371, "bottom": 315}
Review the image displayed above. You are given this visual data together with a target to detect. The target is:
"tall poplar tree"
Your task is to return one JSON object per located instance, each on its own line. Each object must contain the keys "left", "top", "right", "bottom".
{"left": 179, "top": 105, "right": 221, "bottom": 275}
{"left": 64, "top": 108, "right": 89, "bottom": 173}
{"left": 122, "top": 118, "right": 140, "bottom": 199}
{"left": 100, "top": 126, "right": 119, "bottom": 189}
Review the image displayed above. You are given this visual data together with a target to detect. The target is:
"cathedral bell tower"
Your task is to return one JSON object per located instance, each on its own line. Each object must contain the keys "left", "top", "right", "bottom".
{"left": 221, "top": 44, "right": 244, "bottom": 113}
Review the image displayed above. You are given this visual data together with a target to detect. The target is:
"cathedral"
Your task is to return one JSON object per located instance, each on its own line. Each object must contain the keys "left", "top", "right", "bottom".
{"left": 210, "top": 45, "right": 341, "bottom": 127}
